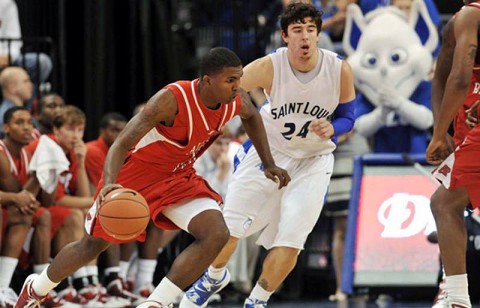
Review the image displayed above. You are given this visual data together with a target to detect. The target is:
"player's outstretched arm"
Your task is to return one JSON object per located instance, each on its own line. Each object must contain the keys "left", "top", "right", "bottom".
{"left": 238, "top": 89, "right": 290, "bottom": 189}
{"left": 100, "top": 89, "right": 178, "bottom": 199}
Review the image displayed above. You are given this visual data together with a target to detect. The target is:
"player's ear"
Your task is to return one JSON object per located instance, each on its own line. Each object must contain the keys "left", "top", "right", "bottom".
{"left": 281, "top": 30, "right": 288, "bottom": 44}
{"left": 202, "top": 74, "right": 211, "bottom": 86}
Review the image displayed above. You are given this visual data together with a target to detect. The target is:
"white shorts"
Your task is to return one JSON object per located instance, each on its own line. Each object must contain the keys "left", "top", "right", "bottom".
{"left": 85, "top": 197, "right": 220, "bottom": 235}
{"left": 155, "top": 198, "right": 221, "bottom": 233}
{"left": 224, "top": 145, "right": 334, "bottom": 250}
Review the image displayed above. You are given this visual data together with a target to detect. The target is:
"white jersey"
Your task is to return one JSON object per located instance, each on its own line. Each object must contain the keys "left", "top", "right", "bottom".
{"left": 261, "top": 47, "right": 342, "bottom": 158}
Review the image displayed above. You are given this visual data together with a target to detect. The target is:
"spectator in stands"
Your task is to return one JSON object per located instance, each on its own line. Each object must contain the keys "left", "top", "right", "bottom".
{"left": 0, "top": 66, "right": 32, "bottom": 137}
{"left": 0, "top": 0, "right": 53, "bottom": 86}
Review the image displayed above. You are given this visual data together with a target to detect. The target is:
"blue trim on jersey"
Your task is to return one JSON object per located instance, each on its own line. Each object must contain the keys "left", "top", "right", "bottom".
{"left": 233, "top": 139, "right": 253, "bottom": 172}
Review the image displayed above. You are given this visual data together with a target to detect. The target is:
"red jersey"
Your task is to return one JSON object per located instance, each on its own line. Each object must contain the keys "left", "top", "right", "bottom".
{"left": 454, "top": 70, "right": 480, "bottom": 145}
{"left": 25, "top": 134, "right": 78, "bottom": 200}
{"left": 86, "top": 137, "right": 109, "bottom": 186}
{"left": 131, "top": 79, "right": 242, "bottom": 174}
{"left": 0, "top": 140, "right": 30, "bottom": 185}
{"left": 88, "top": 79, "right": 243, "bottom": 238}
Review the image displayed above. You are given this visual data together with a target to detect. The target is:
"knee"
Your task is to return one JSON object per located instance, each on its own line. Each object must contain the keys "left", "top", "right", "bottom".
{"left": 430, "top": 192, "right": 442, "bottom": 218}
{"left": 79, "top": 235, "right": 111, "bottom": 256}
{"left": 64, "top": 209, "right": 84, "bottom": 230}
{"left": 37, "top": 210, "right": 51, "bottom": 228}
{"left": 196, "top": 223, "right": 230, "bottom": 251}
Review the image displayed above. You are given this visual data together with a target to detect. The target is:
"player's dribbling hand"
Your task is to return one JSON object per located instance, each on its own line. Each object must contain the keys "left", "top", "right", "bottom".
{"left": 426, "top": 136, "right": 451, "bottom": 165}
{"left": 98, "top": 184, "right": 124, "bottom": 205}
{"left": 263, "top": 165, "right": 291, "bottom": 189}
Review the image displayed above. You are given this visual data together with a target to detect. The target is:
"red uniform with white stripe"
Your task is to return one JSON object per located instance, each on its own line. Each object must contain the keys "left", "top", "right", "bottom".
{"left": 24, "top": 135, "right": 75, "bottom": 237}
{"left": 433, "top": 2, "right": 480, "bottom": 207}
{"left": 86, "top": 79, "right": 242, "bottom": 243}
{"left": 0, "top": 140, "right": 46, "bottom": 240}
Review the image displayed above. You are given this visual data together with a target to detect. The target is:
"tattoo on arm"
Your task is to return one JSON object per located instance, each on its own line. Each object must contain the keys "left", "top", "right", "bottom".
{"left": 467, "top": 44, "right": 478, "bottom": 64}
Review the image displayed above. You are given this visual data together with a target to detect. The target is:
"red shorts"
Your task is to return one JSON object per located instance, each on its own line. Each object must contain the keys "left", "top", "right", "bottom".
{"left": 47, "top": 205, "right": 72, "bottom": 238}
{"left": 86, "top": 157, "right": 222, "bottom": 244}
{"left": 433, "top": 125, "right": 480, "bottom": 207}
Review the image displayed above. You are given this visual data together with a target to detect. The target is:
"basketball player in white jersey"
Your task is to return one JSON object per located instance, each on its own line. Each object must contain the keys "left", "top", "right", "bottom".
{"left": 181, "top": 2, "right": 356, "bottom": 307}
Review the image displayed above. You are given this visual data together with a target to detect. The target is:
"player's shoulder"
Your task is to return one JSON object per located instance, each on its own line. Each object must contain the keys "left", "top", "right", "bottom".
{"left": 24, "top": 138, "right": 39, "bottom": 154}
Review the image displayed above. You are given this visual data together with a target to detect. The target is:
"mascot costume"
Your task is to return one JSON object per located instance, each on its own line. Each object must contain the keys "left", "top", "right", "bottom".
{"left": 342, "top": 0, "right": 439, "bottom": 153}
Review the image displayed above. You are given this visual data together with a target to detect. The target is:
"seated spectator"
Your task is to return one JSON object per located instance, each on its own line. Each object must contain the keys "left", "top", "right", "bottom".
{"left": 0, "top": 0, "right": 53, "bottom": 86}
{"left": 0, "top": 66, "right": 33, "bottom": 137}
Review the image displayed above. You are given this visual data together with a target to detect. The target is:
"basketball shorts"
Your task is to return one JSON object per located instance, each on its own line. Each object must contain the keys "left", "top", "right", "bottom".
{"left": 85, "top": 157, "right": 222, "bottom": 244}
{"left": 223, "top": 145, "right": 334, "bottom": 250}
{"left": 433, "top": 128, "right": 480, "bottom": 208}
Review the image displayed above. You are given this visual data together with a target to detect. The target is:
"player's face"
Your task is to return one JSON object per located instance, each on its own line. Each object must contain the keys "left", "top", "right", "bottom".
{"left": 4, "top": 110, "right": 33, "bottom": 145}
{"left": 55, "top": 122, "right": 85, "bottom": 151}
{"left": 282, "top": 18, "right": 319, "bottom": 59}
{"left": 210, "top": 66, "right": 243, "bottom": 105}
{"left": 39, "top": 96, "right": 65, "bottom": 125}
{"left": 102, "top": 120, "right": 127, "bottom": 146}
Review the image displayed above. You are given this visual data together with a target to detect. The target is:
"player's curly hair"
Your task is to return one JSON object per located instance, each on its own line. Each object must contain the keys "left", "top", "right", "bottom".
{"left": 280, "top": 2, "right": 323, "bottom": 34}
{"left": 199, "top": 47, "right": 242, "bottom": 77}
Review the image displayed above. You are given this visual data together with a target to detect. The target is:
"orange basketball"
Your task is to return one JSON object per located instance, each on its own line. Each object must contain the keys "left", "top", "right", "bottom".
{"left": 98, "top": 188, "right": 150, "bottom": 241}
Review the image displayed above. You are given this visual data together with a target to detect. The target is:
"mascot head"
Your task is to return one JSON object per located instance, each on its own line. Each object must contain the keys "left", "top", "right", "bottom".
{"left": 342, "top": 0, "right": 439, "bottom": 106}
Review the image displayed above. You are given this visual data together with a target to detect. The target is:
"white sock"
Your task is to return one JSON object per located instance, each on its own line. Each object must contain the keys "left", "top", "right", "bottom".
{"left": 445, "top": 274, "right": 470, "bottom": 304}
{"left": 33, "top": 264, "right": 49, "bottom": 275}
{"left": 135, "top": 259, "right": 157, "bottom": 292}
{"left": 86, "top": 265, "right": 98, "bottom": 277}
{"left": 119, "top": 261, "right": 129, "bottom": 280}
{"left": 104, "top": 266, "right": 120, "bottom": 277}
{"left": 32, "top": 267, "right": 59, "bottom": 296}
{"left": 208, "top": 265, "right": 226, "bottom": 281}
{"left": 0, "top": 257, "right": 18, "bottom": 288}
{"left": 148, "top": 277, "right": 182, "bottom": 305}
{"left": 249, "top": 282, "right": 273, "bottom": 302}
{"left": 72, "top": 267, "right": 88, "bottom": 279}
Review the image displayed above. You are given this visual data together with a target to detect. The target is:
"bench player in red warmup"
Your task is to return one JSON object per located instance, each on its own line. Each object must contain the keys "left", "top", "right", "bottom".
{"left": 15, "top": 47, "right": 290, "bottom": 308}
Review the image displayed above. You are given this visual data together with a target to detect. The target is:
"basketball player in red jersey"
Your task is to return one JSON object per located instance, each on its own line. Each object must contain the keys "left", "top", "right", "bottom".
{"left": 16, "top": 47, "right": 290, "bottom": 308}
{"left": 427, "top": 1, "right": 480, "bottom": 307}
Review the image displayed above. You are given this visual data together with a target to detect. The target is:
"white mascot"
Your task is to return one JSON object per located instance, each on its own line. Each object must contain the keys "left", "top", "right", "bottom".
{"left": 342, "top": 0, "right": 438, "bottom": 153}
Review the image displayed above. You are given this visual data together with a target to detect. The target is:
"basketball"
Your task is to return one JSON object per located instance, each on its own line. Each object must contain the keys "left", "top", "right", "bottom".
{"left": 98, "top": 188, "right": 150, "bottom": 240}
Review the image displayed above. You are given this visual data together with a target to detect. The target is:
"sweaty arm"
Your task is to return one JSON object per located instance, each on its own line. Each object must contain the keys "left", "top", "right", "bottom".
{"left": 431, "top": 18, "right": 454, "bottom": 125}
{"left": 237, "top": 90, "right": 290, "bottom": 188}
{"left": 434, "top": 8, "right": 479, "bottom": 139}
{"left": 102, "top": 89, "right": 178, "bottom": 190}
